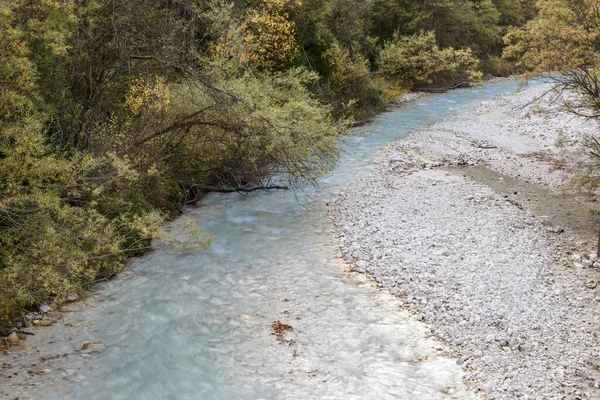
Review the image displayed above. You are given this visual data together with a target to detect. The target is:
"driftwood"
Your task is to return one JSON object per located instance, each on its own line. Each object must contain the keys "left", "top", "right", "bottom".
{"left": 351, "top": 118, "right": 374, "bottom": 128}
{"left": 0, "top": 325, "right": 35, "bottom": 337}
{"left": 418, "top": 81, "right": 472, "bottom": 93}
{"left": 418, "top": 87, "right": 449, "bottom": 93}
{"left": 178, "top": 182, "right": 289, "bottom": 209}
{"left": 190, "top": 184, "right": 289, "bottom": 194}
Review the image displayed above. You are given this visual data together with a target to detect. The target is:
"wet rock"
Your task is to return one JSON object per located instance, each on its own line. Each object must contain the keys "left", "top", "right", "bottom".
{"left": 81, "top": 339, "right": 105, "bottom": 352}
{"left": 33, "top": 320, "right": 54, "bottom": 327}
{"left": 59, "top": 306, "right": 74, "bottom": 313}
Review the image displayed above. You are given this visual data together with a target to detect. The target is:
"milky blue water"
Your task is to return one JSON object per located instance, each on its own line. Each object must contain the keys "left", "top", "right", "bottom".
{"left": 43, "top": 80, "right": 531, "bottom": 400}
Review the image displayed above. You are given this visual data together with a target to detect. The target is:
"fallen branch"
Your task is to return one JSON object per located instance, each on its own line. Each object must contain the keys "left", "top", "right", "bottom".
{"left": 351, "top": 118, "right": 374, "bottom": 128}
{"left": 178, "top": 183, "right": 289, "bottom": 209}
{"left": 191, "top": 184, "right": 289, "bottom": 193}
{"left": 418, "top": 81, "right": 472, "bottom": 93}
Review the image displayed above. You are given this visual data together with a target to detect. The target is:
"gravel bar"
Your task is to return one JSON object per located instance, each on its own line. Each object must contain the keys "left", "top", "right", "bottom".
{"left": 331, "top": 84, "right": 600, "bottom": 399}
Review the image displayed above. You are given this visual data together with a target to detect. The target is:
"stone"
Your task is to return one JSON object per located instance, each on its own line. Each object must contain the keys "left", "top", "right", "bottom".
{"left": 6, "top": 332, "right": 19, "bottom": 345}
{"left": 34, "top": 320, "right": 54, "bottom": 327}
{"left": 39, "top": 304, "right": 52, "bottom": 313}
{"left": 547, "top": 226, "right": 564, "bottom": 234}
{"left": 436, "top": 249, "right": 450, "bottom": 257}
{"left": 25, "top": 312, "right": 39, "bottom": 321}
{"left": 59, "top": 305, "right": 75, "bottom": 313}
{"left": 28, "top": 365, "right": 52, "bottom": 375}
{"left": 66, "top": 294, "right": 79, "bottom": 302}
{"left": 330, "top": 82, "right": 600, "bottom": 400}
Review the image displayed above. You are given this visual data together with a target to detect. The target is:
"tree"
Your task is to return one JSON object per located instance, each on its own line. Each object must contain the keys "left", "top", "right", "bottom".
{"left": 493, "top": 0, "right": 537, "bottom": 28}
{"left": 504, "top": 0, "right": 600, "bottom": 75}
{"left": 503, "top": 0, "right": 600, "bottom": 217}
{"left": 503, "top": 1, "right": 600, "bottom": 139}
{"left": 239, "top": 0, "right": 300, "bottom": 70}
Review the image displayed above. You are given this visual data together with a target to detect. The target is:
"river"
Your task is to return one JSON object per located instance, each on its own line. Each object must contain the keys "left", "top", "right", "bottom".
{"left": 24, "top": 79, "right": 528, "bottom": 400}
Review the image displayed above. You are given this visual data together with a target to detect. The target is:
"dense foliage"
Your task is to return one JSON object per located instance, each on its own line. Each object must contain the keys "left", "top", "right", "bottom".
{"left": 0, "top": 0, "right": 536, "bottom": 327}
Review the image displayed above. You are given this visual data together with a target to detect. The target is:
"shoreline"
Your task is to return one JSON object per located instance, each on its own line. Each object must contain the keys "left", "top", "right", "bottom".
{"left": 331, "top": 83, "right": 600, "bottom": 399}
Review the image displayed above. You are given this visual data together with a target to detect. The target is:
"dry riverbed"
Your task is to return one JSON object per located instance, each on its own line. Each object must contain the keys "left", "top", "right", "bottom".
{"left": 332, "top": 83, "right": 600, "bottom": 399}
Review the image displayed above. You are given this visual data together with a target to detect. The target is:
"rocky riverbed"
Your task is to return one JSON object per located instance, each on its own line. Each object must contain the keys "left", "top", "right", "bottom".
{"left": 332, "top": 83, "right": 600, "bottom": 399}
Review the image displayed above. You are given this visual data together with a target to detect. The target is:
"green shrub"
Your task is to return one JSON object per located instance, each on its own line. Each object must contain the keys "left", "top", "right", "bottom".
{"left": 378, "top": 31, "right": 482, "bottom": 89}
{"left": 481, "top": 56, "right": 517, "bottom": 77}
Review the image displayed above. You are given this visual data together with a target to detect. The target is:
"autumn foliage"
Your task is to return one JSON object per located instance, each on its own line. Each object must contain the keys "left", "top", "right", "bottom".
{"left": 241, "top": 0, "right": 300, "bottom": 69}
{"left": 503, "top": 0, "right": 600, "bottom": 191}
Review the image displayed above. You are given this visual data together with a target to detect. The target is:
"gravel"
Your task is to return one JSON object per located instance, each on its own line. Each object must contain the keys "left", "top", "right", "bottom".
{"left": 390, "top": 83, "right": 599, "bottom": 189}
{"left": 331, "top": 84, "right": 600, "bottom": 399}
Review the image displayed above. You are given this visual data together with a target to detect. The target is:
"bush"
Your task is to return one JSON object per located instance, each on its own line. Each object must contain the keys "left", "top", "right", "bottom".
{"left": 481, "top": 56, "right": 517, "bottom": 77}
{"left": 317, "top": 41, "right": 386, "bottom": 120}
{"left": 378, "top": 31, "right": 482, "bottom": 89}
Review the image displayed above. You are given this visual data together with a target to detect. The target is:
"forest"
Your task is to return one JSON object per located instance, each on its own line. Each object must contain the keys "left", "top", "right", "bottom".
{"left": 0, "top": 0, "right": 574, "bottom": 327}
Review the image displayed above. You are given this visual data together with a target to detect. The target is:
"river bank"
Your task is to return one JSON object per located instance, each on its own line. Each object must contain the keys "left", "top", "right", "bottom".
{"left": 332, "top": 83, "right": 600, "bottom": 399}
